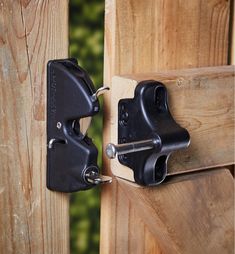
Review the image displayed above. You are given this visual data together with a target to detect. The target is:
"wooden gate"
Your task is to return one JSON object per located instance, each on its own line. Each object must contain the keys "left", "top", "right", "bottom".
{"left": 0, "top": 1, "right": 69, "bottom": 253}
{"left": 0, "top": 1, "right": 234, "bottom": 254}
{"left": 100, "top": 0, "right": 234, "bottom": 253}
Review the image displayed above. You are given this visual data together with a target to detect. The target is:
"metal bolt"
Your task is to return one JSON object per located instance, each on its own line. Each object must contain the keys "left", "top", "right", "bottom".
{"left": 56, "top": 122, "right": 62, "bottom": 129}
{"left": 105, "top": 138, "right": 160, "bottom": 159}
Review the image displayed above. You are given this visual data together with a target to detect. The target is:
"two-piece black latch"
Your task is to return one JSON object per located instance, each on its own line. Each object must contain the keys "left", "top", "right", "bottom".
{"left": 47, "top": 58, "right": 190, "bottom": 192}
{"left": 105, "top": 81, "right": 190, "bottom": 186}
{"left": 47, "top": 59, "right": 111, "bottom": 192}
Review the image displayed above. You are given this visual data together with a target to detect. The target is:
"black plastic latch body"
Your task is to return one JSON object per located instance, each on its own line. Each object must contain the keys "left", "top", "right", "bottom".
{"left": 47, "top": 59, "right": 100, "bottom": 192}
{"left": 117, "top": 81, "right": 190, "bottom": 186}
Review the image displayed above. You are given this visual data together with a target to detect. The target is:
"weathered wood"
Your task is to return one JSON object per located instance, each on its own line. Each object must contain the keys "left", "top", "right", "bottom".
{"left": 107, "top": 0, "right": 230, "bottom": 77}
{"left": 100, "top": 180, "right": 163, "bottom": 254}
{"left": 0, "top": 1, "right": 69, "bottom": 253}
{"left": 101, "top": 0, "right": 232, "bottom": 253}
{"left": 231, "top": 0, "right": 235, "bottom": 64}
{"left": 118, "top": 168, "right": 234, "bottom": 254}
{"left": 110, "top": 66, "right": 234, "bottom": 182}
{"left": 115, "top": 183, "right": 163, "bottom": 254}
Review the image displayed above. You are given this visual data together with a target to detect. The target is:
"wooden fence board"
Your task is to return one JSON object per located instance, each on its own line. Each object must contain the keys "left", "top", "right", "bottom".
{"left": 110, "top": 66, "right": 234, "bottom": 181}
{"left": 101, "top": 0, "right": 232, "bottom": 253}
{"left": 118, "top": 169, "right": 234, "bottom": 254}
{"left": 0, "top": 1, "right": 69, "bottom": 253}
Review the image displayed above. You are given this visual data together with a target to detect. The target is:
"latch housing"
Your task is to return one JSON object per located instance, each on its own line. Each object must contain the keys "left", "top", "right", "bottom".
{"left": 47, "top": 59, "right": 111, "bottom": 192}
{"left": 106, "top": 81, "right": 190, "bottom": 186}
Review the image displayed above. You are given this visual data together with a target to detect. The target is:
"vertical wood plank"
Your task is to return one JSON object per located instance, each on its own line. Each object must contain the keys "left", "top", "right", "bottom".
{"left": 115, "top": 184, "right": 130, "bottom": 253}
{"left": 101, "top": 0, "right": 231, "bottom": 253}
{"left": 144, "top": 229, "right": 163, "bottom": 254}
{"left": 111, "top": 0, "right": 230, "bottom": 75}
{"left": 130, "top": 205, "right": 163, "bottom": 254}
{"left": 230, "top": 0, "right": 235, "bottom": 64}
{"left": 129, "top": 207, "right": 145, "bottom": 254}
{"left": 0, "top": 1, "right": 69, "bottom": 253}
{"left": 109, "top": 183, "right": 163, "bottom": 254}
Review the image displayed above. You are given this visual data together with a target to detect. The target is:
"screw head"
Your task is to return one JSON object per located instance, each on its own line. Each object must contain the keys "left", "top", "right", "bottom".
{"left": 119, "top": 104, "right": 129, "bottom": 126}
{"left": 56, "top": 122, "right": 62, "bottom": 129}
{"left": 105, "top": 143, "right": 117, "bottom": 159}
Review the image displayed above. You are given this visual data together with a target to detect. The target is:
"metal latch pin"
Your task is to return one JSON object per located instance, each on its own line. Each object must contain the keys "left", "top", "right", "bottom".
{"left": 105, "top": 138, "right": 160, "bottom": 159}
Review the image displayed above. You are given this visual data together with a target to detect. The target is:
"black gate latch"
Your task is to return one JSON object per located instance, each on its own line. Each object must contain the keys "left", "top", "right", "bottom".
{"left": 105, "top": 81, "right": 190, "bottom": 186}
{"left": 47, "top": 59, "right": 111, "bottom": 192}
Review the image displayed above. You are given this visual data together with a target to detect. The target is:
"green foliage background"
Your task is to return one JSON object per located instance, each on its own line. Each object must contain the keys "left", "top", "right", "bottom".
{"left": 69, "top": 1, "right": 104, "bottom": 253}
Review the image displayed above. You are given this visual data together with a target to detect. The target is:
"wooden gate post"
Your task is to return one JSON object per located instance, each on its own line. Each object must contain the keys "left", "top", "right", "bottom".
{"left": 0, "top": 1, "right": 69, "bottom": 253}
{"left": 100, "top": 0, "right": 233, "bottom": 253}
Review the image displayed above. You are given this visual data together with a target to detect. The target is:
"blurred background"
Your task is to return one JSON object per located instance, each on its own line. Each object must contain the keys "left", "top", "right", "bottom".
{"left": 69, "top": 0, "right": 105, "bottom": 253}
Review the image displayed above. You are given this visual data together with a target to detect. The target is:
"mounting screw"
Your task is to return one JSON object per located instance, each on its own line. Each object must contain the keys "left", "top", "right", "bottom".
{"left": 57, "top": 122, "right": 62, "bottom": 129}
{"left": 119, "top": 104, "right": 129, "bottom": 126}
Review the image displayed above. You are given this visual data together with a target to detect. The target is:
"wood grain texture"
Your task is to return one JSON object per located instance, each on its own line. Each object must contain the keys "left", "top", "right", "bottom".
{"left": 231, "top": 0, "right": 235, "bottom": 64}
{"left": 110, "top": 66, "right": 234, "bottom": 182}
{"left": 101, "top": 0, "right": 232, "bottom": 253}
{"left": 100, "top": 178, "right": 163, "bottom": 254}
{"left": 115, "top": 182, "right": 162, "bottom": 254}
{"left": 118, "top": 169, "right": 234, "bottom": 254}
{"left": 0, "top": 1, "right": 69, "bottom": 253}
{"left": 113, "top": 0, "right": 230, "bottom": 75}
